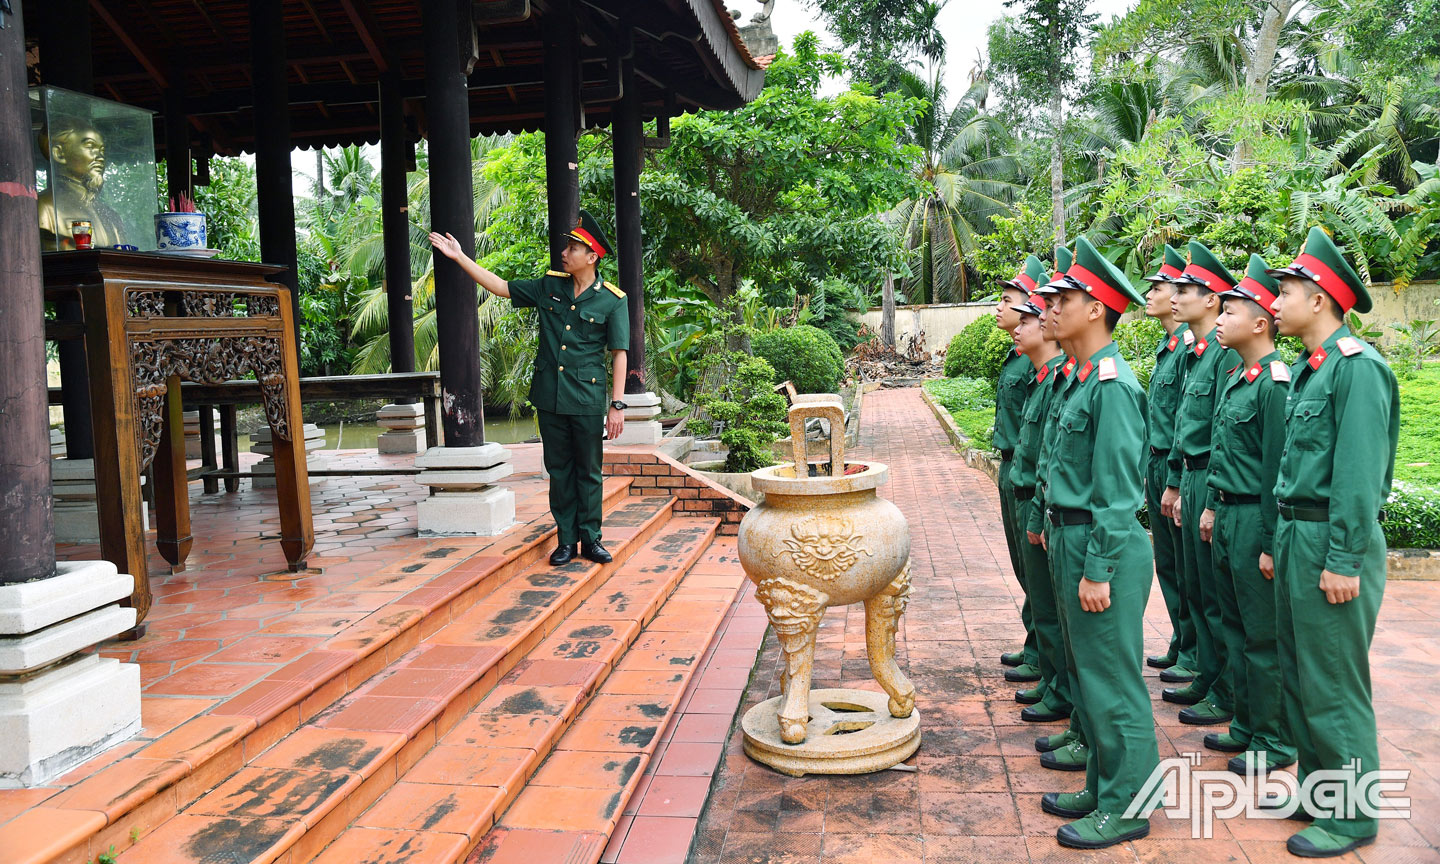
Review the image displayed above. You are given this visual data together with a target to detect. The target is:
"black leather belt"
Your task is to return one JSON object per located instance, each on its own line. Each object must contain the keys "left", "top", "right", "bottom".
{"left": 1279, "top": 502, "right": 1388, "bottom": 522}
{"left": 1184, "top": 454, "right": 1210, "bottom": 470}
{"left": 1150, "top": 446, "right": 1166, "bottom": 457}
{"left": 1014, "top": 486, "right": 1035, "bottom": 501}
{"left": 1216, "top": 491, "right": 1261, "bottom": 505}
{"left": 999, "top": 448, "right": 1015, "bottom": 461}
{"left": 1047, "top": 507, "right": 1093, "bottom": 526}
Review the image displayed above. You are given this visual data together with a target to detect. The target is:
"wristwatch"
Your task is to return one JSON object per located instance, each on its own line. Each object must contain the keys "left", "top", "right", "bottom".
{"left": 610, "top": 400, "right": 628, "bottom": 411}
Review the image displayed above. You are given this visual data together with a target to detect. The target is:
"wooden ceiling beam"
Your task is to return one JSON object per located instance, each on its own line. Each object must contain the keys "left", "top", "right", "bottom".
{"left": 89, "top": 0, "right": 168, "bottom": 89}
{"left": 339, "top": 0, "right": 393, "bottom": 75}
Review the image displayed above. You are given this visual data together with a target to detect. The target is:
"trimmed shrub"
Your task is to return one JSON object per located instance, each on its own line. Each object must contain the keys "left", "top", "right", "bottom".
{"left": 944, "top": 316, "right": 1011, "bottom": 384}
{"left": 1384, "top": 482, "right": 1440, "bottom": 549}
{"left": 1114, "top": 317, "right": 1165, "bottom": 389}
{"left": 754, "top": 324, "right": 845, "bottom": 394}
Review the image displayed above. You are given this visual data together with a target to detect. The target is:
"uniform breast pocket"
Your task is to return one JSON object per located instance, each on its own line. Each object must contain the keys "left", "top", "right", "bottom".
{"left": 1183, "top": 376, "right": 1213, "bottom": 412}
{"left": 1023, "top": 398, "right": 1045, "bottom": 425}
{"left": 579, "top": 309, "right": 609, "bottom": 342}
{"left": 1058, "top": 408, "right": 1091, "bottom": 461}
{"left": 1290, "top": 398, "right": 1332, "bottom": 451}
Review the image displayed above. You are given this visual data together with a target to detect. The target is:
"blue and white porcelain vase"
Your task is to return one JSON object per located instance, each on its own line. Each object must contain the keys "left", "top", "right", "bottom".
{"left": 155, "top": 212, "right": 208, "bottom": 251}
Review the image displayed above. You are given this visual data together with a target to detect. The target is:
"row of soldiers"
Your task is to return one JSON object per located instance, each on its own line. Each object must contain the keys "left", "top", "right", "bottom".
{"left": 988, "top": 227, "right": 1400, "bottom": 855}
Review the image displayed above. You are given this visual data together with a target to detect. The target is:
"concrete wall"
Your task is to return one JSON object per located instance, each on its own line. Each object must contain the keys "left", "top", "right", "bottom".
{"left": 860, "top": 302, "right": 993, "bottom": 355}
{"left": 862, "top": 282, "right": 1440, "bottom": 353}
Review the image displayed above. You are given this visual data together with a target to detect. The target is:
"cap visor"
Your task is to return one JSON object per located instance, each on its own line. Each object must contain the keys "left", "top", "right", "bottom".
{"left": 1266, "top": 266, "right": 1307, "bottom": 280}
{"left": 1216, "top": 287, "right": 1256, "bottom": 302}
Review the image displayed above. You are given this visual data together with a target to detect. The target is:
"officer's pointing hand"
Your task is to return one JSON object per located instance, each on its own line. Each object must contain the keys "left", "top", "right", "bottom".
{"left": 1319, "top": 569, "right": 1360, "bottom": 604}
{"left": 1078, "top": 577, "right": 1110, "bottom": 613}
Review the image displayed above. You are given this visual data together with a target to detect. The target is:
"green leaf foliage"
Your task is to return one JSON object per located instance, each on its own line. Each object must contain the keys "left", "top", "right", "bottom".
{"left": 944, "top": 316, "right": 1012, "bottom": 384}
{"left": 923, "top": 376, "right": 997, "bottom": 451}
{"left": 1113, "top": 316, "right": 1165, "bottom": 389}
{"left": 754, "top": 325, "right": 846, "bottom": 394}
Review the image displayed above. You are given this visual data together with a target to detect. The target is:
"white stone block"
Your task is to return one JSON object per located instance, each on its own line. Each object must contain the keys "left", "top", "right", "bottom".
{"left": 417, "top": 487, "right": 516, "bottom": 536}
{"left": 417, "top": 464, "right": 515, "bottom": 489}
{"left": 253, "top": 423, "right": 325, "bottom": 445}
{"left": 0, "top": 561, "right": 132, "bottom": 635}
{"left": 414, "top": 444, "right": 512, "bottom": 470}
{"left": 0, "top": 654, "right": 141, "bottom": 788}
{"left": 0, "top": 605, "right": 136, "bottom": 674}
{"left": 624, "top": 392, "right": 662, "bottom": 408}
{"left": 376, "top": 403, "right": 426, "bottom": 422}
{"left": 611, "top": 420, "right": 664, "bottom": 446}
{"left": 623, "top": 405, "right": 662, "bottom": 421}
{"left": 50, "top": 458, "right": 95, "bottom": 482}
{"left": 377, "top": 429, "right": 426, "bottom": 454}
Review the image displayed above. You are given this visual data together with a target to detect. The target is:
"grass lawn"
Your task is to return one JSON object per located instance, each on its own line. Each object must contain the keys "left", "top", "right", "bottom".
{"left": 1396, "top": 364, "right": 1440, "bottom": 486}
{"left": 923, "top": 377, "right": 996, "bottom": 452}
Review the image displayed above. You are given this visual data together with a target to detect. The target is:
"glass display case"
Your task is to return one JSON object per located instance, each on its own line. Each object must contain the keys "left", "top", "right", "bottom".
{"left": 30, "top": 85, "right": 158, "bottom": 252}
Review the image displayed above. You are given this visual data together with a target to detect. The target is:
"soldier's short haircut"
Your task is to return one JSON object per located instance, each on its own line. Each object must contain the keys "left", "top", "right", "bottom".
{"left": 1103, "top": 306, "right": 1122, "bottom": 332}
{"left": 1298, "top": 277, "right": 1344, "bottom": 320}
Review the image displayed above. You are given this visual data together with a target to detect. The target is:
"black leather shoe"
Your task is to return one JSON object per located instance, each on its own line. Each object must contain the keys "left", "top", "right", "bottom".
{"left": 1004, "top": 664, "right": 1042, "bottom": 683}
{"left": 1159, "top": 667, "right": 1195, "bottom": 683}
{"left": 1146, "top": 654, "right": 1177, "bottom": 669}
{"left": 549, "top": 544, "right": 577, "bottom": 566}
{"left": 1015, "top": 688, "right": 1042, "bottom": 705}
{"left": 580, "top": 539, "right": 613, "bottom": 564}
{"left": 1021, "top": 704, "right": 1067, "bottom": 722}
{"left": 1161, "top": 686, "right": 1203, "bottom": 705}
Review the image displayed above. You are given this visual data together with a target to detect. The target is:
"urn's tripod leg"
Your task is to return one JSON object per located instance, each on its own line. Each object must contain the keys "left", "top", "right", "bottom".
{"left": 755, "top": 577, "right": 828, "bottom": 744}
{"left": 865, "top": 559, "right": 916, "bottom": 718}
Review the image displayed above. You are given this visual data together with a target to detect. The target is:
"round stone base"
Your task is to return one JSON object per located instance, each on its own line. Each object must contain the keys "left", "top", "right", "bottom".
{"left": 741, "top": 688, "right": 921, "bottom": 777}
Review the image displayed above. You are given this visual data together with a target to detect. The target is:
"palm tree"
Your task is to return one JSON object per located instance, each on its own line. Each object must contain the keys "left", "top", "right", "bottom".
{"left": 890, "top": 66, "right": 1024, "bottom": 303}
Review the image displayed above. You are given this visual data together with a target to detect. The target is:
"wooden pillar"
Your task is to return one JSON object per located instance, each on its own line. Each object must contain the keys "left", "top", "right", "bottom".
{"left": 423, "top": 0, "right": 484, "bottom": 446}
{"left": 543, "top": 0, "right": 580, "bottom": 269}
{"left": 380, "top": 72, "right": 416, "bottom": 377}
{"left": 164, "top": 82, "right": 190, "bottom": 205}
{"left": 1, "top": 0, "right": 58, "bottom": 583}
{"left": 39, "top": 0, "right": 95, "bottom": 460}
{"left": 612, "top": 57, "right": 647, "bottom": 394}
{"left": 250, "top": 0, "right": 302, "bottom": 344}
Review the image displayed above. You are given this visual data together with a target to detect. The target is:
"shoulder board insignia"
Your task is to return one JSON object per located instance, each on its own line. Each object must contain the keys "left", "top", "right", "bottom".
{"left": 1245, "top": 363, "right": 1261, "bottom": 383}
{"left": 1183, "top": 330, "right": 1196, "bottom": 346}
{"left": 1308, "top": 346, "right": 1328, "bottom": 370}
{"left": 1167, "top": 335, "right": 1179, "bottom": 352}
{"left": 1194, "top": 339, "right": 1208, "bottom": 356}
{"left": 1098, "top": 356, "right": 1118, "bottom": 381}
{"left": 1037, "top": 364, "right": 1051, "bottom": 383}
{"left": 604, "top": 281, "right": 625, "bottom": 298}
{"left": 1269, "top": 360, "right": 1291, "bottom": 382}
{"left": 1337, "top": 336, "right": 1363, "bottom": 356}
{"left": 546, "top": 270, "right": 571, "bottom": 278}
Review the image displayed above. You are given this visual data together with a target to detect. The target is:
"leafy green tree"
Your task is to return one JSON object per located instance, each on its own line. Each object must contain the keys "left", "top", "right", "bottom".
{"left": 804, "top": 0, "right": 948, "bottom": 91}
{"left": 686, "top": 299, "right": 788, "bottom": 472}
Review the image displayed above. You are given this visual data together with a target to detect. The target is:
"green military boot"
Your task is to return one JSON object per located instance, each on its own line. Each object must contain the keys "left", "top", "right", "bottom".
{"left": 1147, "top": 651, "right": 1178, "bottom": 669}
{"left": 1015, "top": 686, "right": 1043, "bottom": 705}
{"left": 1203, "top": 732, "right": 1248, "bottom": 753}
{"left": 1161, "top": 682, "right": 1204, "bottom": 705}
{"left": 1004, "top": 663, "right": 1042, "bottom": 683}
{"left": 1000, "top": 650, "right": 1025, "bottom": 667}
{"left": 1021, "top": 697, "right": 1068, "bottom": 723}
{"left": 1179, "top": 698, "right": 1234, "bottom": 726}
{"left": 1040, "top": 739, "right": 1088, "bottom": 772}
{"left": 1159, "top": 664, "right": 1195, "bottom": 683}
{"left": 1228, "top": 750, "right": 1295, "bottom": 776}
{"left": 1041, "top": 787, "right": 1096, "bottom": 818}
{"left": 1056, "top": 811, "right": 1150, "bottom": 849}
{"left": 1035, "top": 729, "right": 1077, "bottom": 753}
{"left": 1286, "top": 825, "right": 1375, "bottom": 858}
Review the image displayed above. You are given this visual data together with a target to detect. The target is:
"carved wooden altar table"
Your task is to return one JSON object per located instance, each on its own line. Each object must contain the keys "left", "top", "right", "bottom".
{"left": 44, "top": 251, "right": 313, "bottom": 631}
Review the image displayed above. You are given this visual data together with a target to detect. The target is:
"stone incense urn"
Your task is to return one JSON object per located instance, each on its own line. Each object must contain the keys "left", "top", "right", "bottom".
{"left": 737, "top": 398, "right": 919, "bottom": 776}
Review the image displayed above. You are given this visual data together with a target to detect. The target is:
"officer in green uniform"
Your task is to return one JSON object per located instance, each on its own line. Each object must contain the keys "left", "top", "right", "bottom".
{"left": 1032, "top": 236, "right": 1158, "bottom": 849}
{"left": 1202, "top": 255, "right": 1298, "bottom": 777}
{"left": 1141, "top": 244, "right": 1197, "bottom": 681}
{"left": 996, "top": 255, "right": 1050, "bottom": 684}
{"left": 1266, "top": 226, "right": 1398, "bottom": 858}
{"left": 1008, "top": 291, "right": 1071, "bottom": 727}
{"left": 429, "top": 210, "right": 631, "bottom": 566}
{"left": 1161, "top": 241, "right": 1240, "bottom": 727}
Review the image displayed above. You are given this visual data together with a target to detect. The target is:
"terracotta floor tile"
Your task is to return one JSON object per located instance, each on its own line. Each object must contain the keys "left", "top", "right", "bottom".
{"left": 530, "top": 750, "right": 646, "bottom": 790}
{"left": 407, "top": 644, "right": 503, "bottom": 670}
{"left": 0, "top": 787, "right": 59, "bottom": 827}
{"left": 137, "top": 714, "right": 254, "bottom": 766}
{"left": 559, "top": 719, "right": 665, "bottom": 753}
{"left": 366, "top": 666, "right": 474, "bottom": 701}
{"left": 446, "top": 713, "right": 565, "bottom": 752}
{"left": 474, "top": 684, "right": 579, "bottom": 717}
{"left": 115, "top": 812, "right": 301, "bottom": 864}
{"left": 266, "top": 649, "right": 355, "bottom": 685}
{"left": 188, "top": 765, "right": 356, "bottom": 824}
{"left": 636, "top": 774, "right": 712, "bottom": 818}
{"left": 614, "top": 815, "right": 701, "bottom": 864}
{"left": 210, "top": 679, "right": 306, "bottom": 723}
{"left": 145, "top": 662, "right": 273, "bottom": 697}
{"left": 0, "top": 807, "right": 105, "bottom": 863}
{"left": 719, "top": 829, "right": 822, "bottom": 863}
{"left": 308, "top": 826, "right": 469, "bottom": 864}
{"left": 355, "top": 782, "right": 502, "bottom": 837}
{"left": 469, "top": 827, "right": 609, "bottom": 864}
{"left": 404, "top": 744, "right": 531, "bottom": 789}
{"left": 47, "top": 757, "right": 188, "bottom": 820}
{"left": 249, "top": 726, "right": 405, "bottom": 776}
{"left": 503, "top": 785, "right": 624, "bottom": 832}
{"left": 583, "top": 693, "right": 678, "bottom": 723}
{"left": 654, "top": 741, "right": 725, "bottom": 777}
{"left": 313, "top": 695, "right": 437, "bottom": 734}
{"left": 921, "top": 835, "right": 1032, "bottom": 864}
{"left": 919, "top": 791, "right": 1021, "bottom": 836}
{"left": 140, "top": 696, "right": 220, "bottom": 737}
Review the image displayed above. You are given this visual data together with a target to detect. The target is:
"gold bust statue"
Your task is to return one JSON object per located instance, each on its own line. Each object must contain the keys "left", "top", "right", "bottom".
{"left": 37, "top": 120, "right": 128, "bottom": 250}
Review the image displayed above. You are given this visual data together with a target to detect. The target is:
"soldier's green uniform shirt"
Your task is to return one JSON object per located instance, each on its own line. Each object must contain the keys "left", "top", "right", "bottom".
{"left": 1010, "top": 354, "right": 1069, "bottom": 492}
{"left": 1147, "top": 323, "right": 1194, "bottom": 667}
{"left": 1167, "top": 325, "right": 1237, "bottom": 498}
{"left": 1208, "top": 351, "right": 1287, "bottom": 552}
{"left": 994, "top": 349, "right": 1032, "bottom": 459}
{"left": 508, "top": 271, "right": 630, "bottom": 414}
{"left": 1147, "top": 324, "right": 1191, "bottom": 484}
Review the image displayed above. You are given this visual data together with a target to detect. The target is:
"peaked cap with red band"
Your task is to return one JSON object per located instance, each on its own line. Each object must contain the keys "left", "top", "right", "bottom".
{"left": 1176, "top": 241, "right": 1237, "bottom": 293}
{"left": 1060, "top": 235, "right": 1145, "bottom": 314}
{"left": 1267, "top": 225, "right": 1372, "bottom": 314}
{"left": 1143, "top": 243, "right": 1187, "bottom": 285}
{"left": 1218, "top": 253, "right": 1280, "bottom": 314}
{"left": 566, "top": 209, "right": 612, "bottom": 258}
{"left": 1034, "top": 246, "right": 1075, "bottom": 296}
{"left": 1002, "top": 255, "right": 1049, "bottom": 295}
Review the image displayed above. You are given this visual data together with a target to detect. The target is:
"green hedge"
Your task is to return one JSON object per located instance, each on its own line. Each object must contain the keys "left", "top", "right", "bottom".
{"left": 1383, "top": 482, "right": 1440, "bottom": 548}
{"left": 1113, "top": 317, "right": 1165, "bottom": 390}
{"left": 944, "top": 316, "right": 1012, "bottom": 384}
{"left": 754, "top": 324, "right": 845, "bottom": 394}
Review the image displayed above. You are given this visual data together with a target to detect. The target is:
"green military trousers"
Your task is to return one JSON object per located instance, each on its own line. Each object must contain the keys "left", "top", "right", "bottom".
{"left": 1009, "top": 495, "right": 1071, "bottom": 715}
{"left": 1179, "top": 466, "right": 1232, "bottom": 709}
{"left": 1050, "top": 520, "right": 1159, "bottom": 813}
{"left": 536, "top": 409, "right": 605, "bottom": 546}
{"left": 1274, "top": 516, "right": 1385, "bottom": 839}
{"left": 1212, "top": 502, "right": 1296, "bottom": 763}
{"left": 998, "top": 473, "right": 1040, "bottom": 668}
{"left": 1148, "top": 450, "right": 1194, "bottom": 667}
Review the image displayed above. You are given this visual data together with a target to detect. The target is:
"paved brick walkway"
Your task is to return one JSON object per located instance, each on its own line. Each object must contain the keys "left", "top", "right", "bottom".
{"left": 691, "top": 386, "right": 1440, "bottom": 864}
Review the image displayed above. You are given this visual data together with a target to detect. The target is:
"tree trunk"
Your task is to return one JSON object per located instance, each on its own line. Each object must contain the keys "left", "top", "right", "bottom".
{"left": 1049, "top": 86, "right": 1065, "bottom": 247}
{"left": 1232, "top": 0, "right": 1292, "bottom": 170}
{"left": 881, "top": 271, "right": 896, "bottom": 348}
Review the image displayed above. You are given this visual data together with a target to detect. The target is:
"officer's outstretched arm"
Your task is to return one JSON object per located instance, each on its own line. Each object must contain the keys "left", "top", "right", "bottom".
{"left": 428, "top": 231, "right": 511, "bottom": 298}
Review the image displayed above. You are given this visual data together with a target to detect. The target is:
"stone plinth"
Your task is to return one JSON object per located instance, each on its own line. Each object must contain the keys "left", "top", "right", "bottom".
{"left": 182, "top": 409, "right": 203, "bottom": 459}
{"left": 610, "top": 391, "right": 664, "bottom": 446}
{"left": 52, "top": 458, "right": 148, "bottom": 542}
{"left": 250, "top": 423, "right": 326, "bottom": 488}
{"left": 414, "top": 444, "right": 516, "bottom": 536}
{"left": 376, "top": 403, "right": 426, "bottom": 455}
{"left": 0, "top": 561, "right": 142, "bottom": 788}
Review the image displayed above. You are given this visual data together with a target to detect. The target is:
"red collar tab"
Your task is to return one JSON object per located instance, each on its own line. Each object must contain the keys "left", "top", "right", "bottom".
{"left": 1157, "top": 263, "right": 1184, "bottom": 280}
{"left": 1308, "top": 346, "right": 1328, "bottom": 370}
{"left": 1293, "top": 253, "right": 1357, "bottom": 312}
{"left": 1194, "top": 338, "right": 1208, "bottom": 357}
{"left": 1238, "top": 276, "right": 1279, "bottom": 313}
{"left": 1167, "top": 335, "right": 1179, "bottom": 351}
{"left": 1037, "top": 363, "right": 1051, "bottom": 383}
{"left": 1062, "top": 357, "right": 1077, "bottom": 377}
{"left": 1066, "top": 263, "right": 1131, "bottom": 314}
{"left": 1180, "top": 263, "right": 1231, "bottom": 291}
{"left": 1245, "top": 363, "right": 1261, "bottom": 383}
{"left": 1077, "top": 360, "right": 1094, "bottom": 382}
